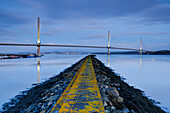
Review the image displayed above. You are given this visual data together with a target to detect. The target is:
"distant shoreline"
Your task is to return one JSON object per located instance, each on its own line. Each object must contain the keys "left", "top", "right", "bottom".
{"left": 92, "top": 50, "right": 170, "bottom": 55}
{"left": 0, "top": 50, "right": 170, "bottom": 60}
{"left": 0, "top": 54, "right": 41, "bottom": 59}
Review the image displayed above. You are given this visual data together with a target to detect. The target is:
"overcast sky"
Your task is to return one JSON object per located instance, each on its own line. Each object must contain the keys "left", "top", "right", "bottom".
{"left": 0, "top": 0, "right": 170, "bottom": 52}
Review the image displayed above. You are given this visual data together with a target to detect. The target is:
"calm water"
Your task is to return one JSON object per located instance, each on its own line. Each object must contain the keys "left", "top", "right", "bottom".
{"left": 0, "top": 54, "right": 170, "bottom": 112}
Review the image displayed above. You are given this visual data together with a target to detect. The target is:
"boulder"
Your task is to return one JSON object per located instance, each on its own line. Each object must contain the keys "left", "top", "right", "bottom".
{"left": 106, "top": 87, "right": 119, "bottom": 97}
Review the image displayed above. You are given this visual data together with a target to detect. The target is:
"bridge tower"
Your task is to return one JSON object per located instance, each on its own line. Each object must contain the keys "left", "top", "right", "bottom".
{"left": 140, "top": 37, "right": 142, "bottom": 55}
{"left": 108, "top": 30, "right": 110, "bottom": 55}
{"left": 37, "top": 17, "right": 40, "bottom": 56}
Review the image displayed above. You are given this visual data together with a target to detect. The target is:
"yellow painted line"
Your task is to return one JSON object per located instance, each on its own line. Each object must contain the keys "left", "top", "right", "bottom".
{"left": 51, "top": 56, "right": 105, "bottom": 113}
{"left": 50, "top": 58, "right": 88, "bottom": 112}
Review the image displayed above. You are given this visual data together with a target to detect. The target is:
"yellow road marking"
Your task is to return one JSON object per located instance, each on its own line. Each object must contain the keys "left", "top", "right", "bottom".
{"left": 50, "top": 58, "right": 88, "bottom": 112}
{"left": 51, "top": 56, "right": 105, "bottom": 113}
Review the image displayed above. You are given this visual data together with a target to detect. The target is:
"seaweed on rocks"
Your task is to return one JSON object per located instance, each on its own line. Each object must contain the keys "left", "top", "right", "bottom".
{"left": 91, "top": 55, "right": 165, "bottom": 113}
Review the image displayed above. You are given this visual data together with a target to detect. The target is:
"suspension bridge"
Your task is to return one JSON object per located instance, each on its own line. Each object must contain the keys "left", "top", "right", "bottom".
{"left": 0, "top": 17, "right": 153, "bottom": 55}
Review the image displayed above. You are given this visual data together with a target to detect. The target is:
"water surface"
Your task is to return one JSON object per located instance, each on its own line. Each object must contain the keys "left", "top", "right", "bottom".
{"left": 97, "top": 55, "right": 170, "bottom": 112}
{"left": 0, "top": 54, "right": 170, "bottom": 112}
{"left": 0, "top": 54, "right": 85, "bottom": 110}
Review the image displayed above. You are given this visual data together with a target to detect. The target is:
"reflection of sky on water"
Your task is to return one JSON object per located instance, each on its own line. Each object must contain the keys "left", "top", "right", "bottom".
{"left": 0, "top": 54, "right": 85, "bottom": 110}
{"left": 0, "top": 54, "right": 170, "bottom": 112}
{"left": 97, "top": 55, "right": 170, "bottom": 112}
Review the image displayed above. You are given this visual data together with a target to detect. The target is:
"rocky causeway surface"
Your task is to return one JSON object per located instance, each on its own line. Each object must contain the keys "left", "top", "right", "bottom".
{"left": 1, "top": 55, "right": 165, "bottom": 113}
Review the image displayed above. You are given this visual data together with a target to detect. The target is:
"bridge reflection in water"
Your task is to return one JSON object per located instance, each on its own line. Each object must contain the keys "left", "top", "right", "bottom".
{"left": 35, "top": 55, "right": 156, "bottom": 84}
{"left": 108, "top": 55, "right": 110, "bottom": 67}
{"left": 140, "top": 55, "right": 142, "bottom": 72}
{"left": 106, "top": 55, "right": 144, "bottom": 72}
{"left": 37, "top": 58, "right": 40, "bottom": 84}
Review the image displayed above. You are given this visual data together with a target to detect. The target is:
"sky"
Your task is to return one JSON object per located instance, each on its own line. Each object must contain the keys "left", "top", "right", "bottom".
{"left": 0, "top": 0, "right": 170, "bottom": 53}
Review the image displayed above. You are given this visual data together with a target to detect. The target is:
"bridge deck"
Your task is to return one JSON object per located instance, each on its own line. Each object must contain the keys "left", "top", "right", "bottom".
{"left": 51, "top": 56, "right": 105, "bottom": 113}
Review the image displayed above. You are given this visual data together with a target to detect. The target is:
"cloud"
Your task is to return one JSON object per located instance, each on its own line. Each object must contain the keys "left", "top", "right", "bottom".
{"left": 114, "top": 32, "right": 170, "bottom": 36}
{"left": 75, "top": 26, "right": 107, "bottom": 29}
{"left": 0, "top": 27, "right": 20, "bottom": 36}
{"left": 137, "top": 4, "right": 170, "bottom": 24}
{"left": 24, "top": 39, "right": 30, "bottom": 42}
{"left": 0, "top": 28, "right": 10, "bottom": 35}
{"left": 40, "top": 0, "right": 155, "bottom": 18}
{"left": 41, "top": 27, "right": 68, "bottom": 36}
{"left": 77, "top": 34, "right": 106, "bottom": 40}
{"left": 146, "top": 43, "right": 170, "bottom": 50}
{"left": 0, "top": 36, "right": 16, "bottom": 39}
{"left": 1, "top": 0, "right": 170, "bottom": 28}
{"left": 36, "top": 0, "right": 170, "bottom": 24}
{"left": 154, "top": 37, "right": 168, "bottom": 40}
{"left": 113, "top": 42, "right": 139, "bottom": 48}
{"left": 0, "top": 9, "right": 31, "bottom": 27}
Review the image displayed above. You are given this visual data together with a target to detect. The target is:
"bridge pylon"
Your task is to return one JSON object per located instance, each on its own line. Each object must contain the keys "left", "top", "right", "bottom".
{"left": 37, "top": 17, "right": 40, "bottom": 56}
{"left": 108, "top": 30, "right": 110, "bottom": 55}
{"left": 140, "top": 37, "right": 142, "bottom": 55}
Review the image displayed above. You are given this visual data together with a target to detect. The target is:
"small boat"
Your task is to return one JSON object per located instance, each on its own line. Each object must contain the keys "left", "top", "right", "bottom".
{"left": 27, "top": 54, "right": 42, "bottom": 58}
{"left": 27, "top": 54, "right": 35, "bottom": 58}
